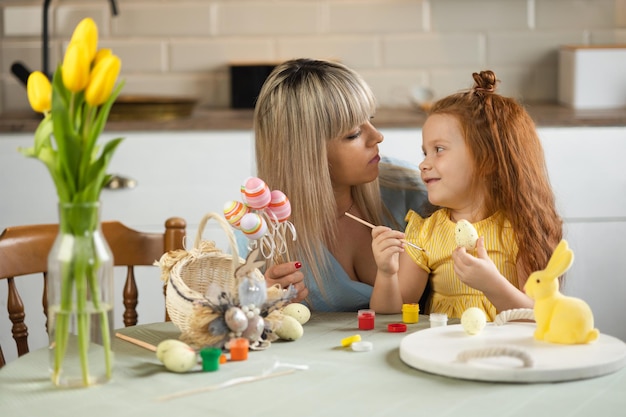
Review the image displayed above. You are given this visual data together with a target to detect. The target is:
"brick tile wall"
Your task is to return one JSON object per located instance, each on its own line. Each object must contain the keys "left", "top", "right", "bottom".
{"left": 1, "top": 0, "right": 625, "bottom": 113}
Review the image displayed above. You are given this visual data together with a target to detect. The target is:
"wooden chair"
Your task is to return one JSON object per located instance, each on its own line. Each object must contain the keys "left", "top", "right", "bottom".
{"left": 0, "top": 217, "right": 186, "bottom": 368}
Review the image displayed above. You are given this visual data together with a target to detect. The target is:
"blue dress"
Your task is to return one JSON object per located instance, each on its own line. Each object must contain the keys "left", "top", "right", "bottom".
{"left": 237, "top": 157, "right": 427, "bottom": 312}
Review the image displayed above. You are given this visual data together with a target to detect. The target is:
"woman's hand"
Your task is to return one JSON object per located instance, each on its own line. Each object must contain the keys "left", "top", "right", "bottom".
{"left": 371, "top": 226, "right": 405, "bottom": 276}
{"left": 264, "top": 261, "right": 308, "bottom": 303}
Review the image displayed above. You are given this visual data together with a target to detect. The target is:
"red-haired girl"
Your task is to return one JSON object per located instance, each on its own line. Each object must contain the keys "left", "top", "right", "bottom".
{"left": 370, "top": 70, "right": 562, "bottom": 321}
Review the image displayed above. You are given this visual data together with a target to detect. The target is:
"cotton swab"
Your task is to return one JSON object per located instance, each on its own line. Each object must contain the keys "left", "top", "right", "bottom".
{"left": 344, "top": 212, "right": 426, "bottom": 252}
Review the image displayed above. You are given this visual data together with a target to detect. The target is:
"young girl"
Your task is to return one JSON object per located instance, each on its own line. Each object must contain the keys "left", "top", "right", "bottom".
{"left": 370, "top": 70, "right": 562, "bottom": 320}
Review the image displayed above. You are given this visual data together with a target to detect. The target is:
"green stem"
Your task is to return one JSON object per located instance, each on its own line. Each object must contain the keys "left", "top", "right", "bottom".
{"left": 75, "top": 236, "right": 90, "bottom": 385}
{"left": 52, "top": 254, "right": 73, "bottom": 383}
{"left": 85, "top": 243, "right": 113, "bottom": 378}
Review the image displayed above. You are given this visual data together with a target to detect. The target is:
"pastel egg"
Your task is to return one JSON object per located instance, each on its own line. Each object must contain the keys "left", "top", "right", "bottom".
{"left": 156, "top": 339, "right": 192, "bottom": 362}
{"left": 281, "top": 303, "right": 311, "bottom": 325}
{"left": 461, "top": 307, "right": 487, "bottom": 335}
{"left": 243, "top": 177, "right": 271, "bottom": 209}
{"left": 240, "top": 213, "right": 268, "bottom": 240}
{"left": 223, "top": 200, "right": 249, "bottom": 228}
{"left": 242, "top": 315, "right": 265, "bottom": 342}
{"left": 455, "top": 219, "right": 479, "bottom": 250}
{"left": 267, "top": 190, "right": 291, "bottom": 222}
{"left": 225, "top": 307, "right": 249, "bottom": 333}
{"left": 275, "top": 315, "right": 304, "bottom": 341}
{"left": 161, "top": 346, "right": 198, "bottom": 373}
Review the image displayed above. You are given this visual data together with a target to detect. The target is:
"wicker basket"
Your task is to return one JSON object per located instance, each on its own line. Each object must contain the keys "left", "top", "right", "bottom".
{"left": 159, "top": 212, "right": 264, "bottom": 334}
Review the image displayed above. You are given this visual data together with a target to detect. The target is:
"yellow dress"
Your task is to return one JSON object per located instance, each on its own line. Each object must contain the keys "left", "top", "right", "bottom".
{"left": 404, "top": 209, "right": 518, "bottom": 321}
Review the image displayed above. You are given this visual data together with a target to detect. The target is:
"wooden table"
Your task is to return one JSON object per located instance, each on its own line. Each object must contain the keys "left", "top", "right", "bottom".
{"left": 1, "top": 313, "right": 625, "bottom": 417}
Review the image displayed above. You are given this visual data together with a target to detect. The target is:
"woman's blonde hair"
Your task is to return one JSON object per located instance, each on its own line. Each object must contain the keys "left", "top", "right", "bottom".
{"left": 254, "top": 58, "right": 384, "bottom": 287}
{"left": 429, "top": 70, "right": 563, "bottom": 285}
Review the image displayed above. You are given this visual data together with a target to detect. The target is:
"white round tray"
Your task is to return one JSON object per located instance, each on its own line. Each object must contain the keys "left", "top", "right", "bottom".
{"left": 399, "top": 323, "right": 626, "bottom": 383}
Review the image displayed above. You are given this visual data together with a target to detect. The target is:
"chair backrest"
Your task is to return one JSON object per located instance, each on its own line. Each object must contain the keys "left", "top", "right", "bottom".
{"left": 0, "top": 217, "right": 186, "bottom": 368}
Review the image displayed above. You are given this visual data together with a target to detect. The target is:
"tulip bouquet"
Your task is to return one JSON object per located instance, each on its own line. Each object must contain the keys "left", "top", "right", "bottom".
{"left": 20, "top": 17, "right": 123, "bottom": 386}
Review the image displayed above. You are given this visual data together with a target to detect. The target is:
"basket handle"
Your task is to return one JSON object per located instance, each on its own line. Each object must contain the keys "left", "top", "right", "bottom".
{"left": 194, "top": 212, "right": 240, "bottom": 274}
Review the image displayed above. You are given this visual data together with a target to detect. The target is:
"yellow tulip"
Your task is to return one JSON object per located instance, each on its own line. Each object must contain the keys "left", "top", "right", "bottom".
{"left": 26, "top": 71, "right": 52, "bottom": 113}
{"left": 93, "top": 48, "right": 112, "bottom": 68}
{"left": 85, "top": 54, "right": 121, "bottom": 106}
{"left": 62, "top": 41, "right": 91, "bottom": 93}
{"left": 69, "top": 17, "right": 98, "bottom": 62}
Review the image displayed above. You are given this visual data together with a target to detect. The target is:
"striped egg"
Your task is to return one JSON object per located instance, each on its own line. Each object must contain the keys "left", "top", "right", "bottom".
{"left": 267, "top": 190, "right": 291, "bottom": 222}
{"left": 242, "top": 177, "right": 271, "bottom": 209}
{"left": 223, "top": 200, "right": 249, "bottom": 228}
{"left": 239, "top": 213, "right": 268, "bottom": 240}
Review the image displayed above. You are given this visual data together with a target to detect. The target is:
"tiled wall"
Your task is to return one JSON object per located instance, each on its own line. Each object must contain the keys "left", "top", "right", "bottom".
{"left": 1, "top": 0, "right": 625, "bottom": 114}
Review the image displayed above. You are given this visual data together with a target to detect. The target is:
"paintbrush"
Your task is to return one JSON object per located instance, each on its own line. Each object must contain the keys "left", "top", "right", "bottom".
{"left": 344, "top": 212, "right": 426, "bottom": 252}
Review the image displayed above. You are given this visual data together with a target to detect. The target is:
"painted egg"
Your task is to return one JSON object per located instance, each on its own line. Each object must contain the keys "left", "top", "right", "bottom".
{"left": 156, "top": 339, "right": 192, "bottom": 362}
{"left": 267, "top": 190, "right": 291, "bottom": 222}
{"left": 281, "top": 303, "right": 311, "bottom": 325}
{"left": 461, "top": 307, "right": 487, "bottom": 335}
{"left": 225, "top": 307, "right": 249, "bottom": 333}
{"left": 161, "top": 345, "right": 198, "bottom": 373}
{"left": 240, "top": 213, "right": 268, "bottom": 240}
{"left": 242, "top": 315, "right": 265, "bottom": 342}
{"left": 223, "top": 200, "right": 249, "bottom": 228}
{"left": 242, "top": 177, "right": 271, "bottom": 209}
{"left": 275, "top": 315, "right": 304, "bottom": 341}
{"left": 455, "top": 219, "right": 479, "bottom": 250}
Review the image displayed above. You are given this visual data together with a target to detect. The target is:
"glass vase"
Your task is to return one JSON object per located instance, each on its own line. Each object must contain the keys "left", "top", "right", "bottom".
{"left": 47, "top": 202, "right": 114, "bottom": 387}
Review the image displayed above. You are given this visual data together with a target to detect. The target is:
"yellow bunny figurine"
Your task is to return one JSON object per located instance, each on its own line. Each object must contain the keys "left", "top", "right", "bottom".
{"left": 523, "top": 240, "right": 599, "bottom": 344}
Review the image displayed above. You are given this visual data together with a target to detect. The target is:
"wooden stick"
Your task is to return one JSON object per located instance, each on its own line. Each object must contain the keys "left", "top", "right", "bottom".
{"left": 156, "top": 369, "right": 297, "bottom": 402}
{"left": 115, "top": 332, "right": 157, "bottom": 352}
{"left": 344, "top": 212, "right": 426, "bottom": 252}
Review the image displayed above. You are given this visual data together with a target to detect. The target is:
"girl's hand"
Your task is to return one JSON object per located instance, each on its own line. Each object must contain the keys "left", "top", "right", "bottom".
{"left": 452, "top": 236, "right": 502, "bottom": 291}
{"left": 264, "top": 261, "right": 308, "bottom": 303}
{"left": 371, "top": 226, "right": 405, "bottom": 276}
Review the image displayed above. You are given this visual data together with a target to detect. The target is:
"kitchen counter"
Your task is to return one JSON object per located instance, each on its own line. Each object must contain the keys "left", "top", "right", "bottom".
{"left": 1, "top": 103, "right": 625, "bottom": 133}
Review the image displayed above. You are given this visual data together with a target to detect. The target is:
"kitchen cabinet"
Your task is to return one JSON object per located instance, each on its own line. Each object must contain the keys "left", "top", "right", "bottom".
{"left": 1, "top": 125, "right": 625, "bottom": 363}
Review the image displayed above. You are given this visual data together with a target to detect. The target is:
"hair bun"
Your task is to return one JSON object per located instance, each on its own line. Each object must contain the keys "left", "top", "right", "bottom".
{"left": 472, "top": 70, "right": 498, "bottom": 93}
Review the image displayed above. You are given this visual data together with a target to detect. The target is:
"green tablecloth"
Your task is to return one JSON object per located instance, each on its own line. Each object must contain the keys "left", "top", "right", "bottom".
{"left": 1, "top": 313, "right": 625, "bottom": 416}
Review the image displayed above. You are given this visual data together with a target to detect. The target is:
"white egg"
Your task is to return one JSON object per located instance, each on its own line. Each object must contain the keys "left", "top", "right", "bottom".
{"left": 156, "top": 339, "right": 192, "bottom": 362}
{"left": 281, "top": 303, "right": 311, "bottom": 325}
{"left": 160, "top": 345, "right": 198, "bottom": 373}
{"left": 275, "top": 315, "right": 304, "bottom": 341}
{"left": 461, "top": 307, "right": 487, "bottom": 335}
{"left": 455, "top": 219, "right": 478, "bottom": 250}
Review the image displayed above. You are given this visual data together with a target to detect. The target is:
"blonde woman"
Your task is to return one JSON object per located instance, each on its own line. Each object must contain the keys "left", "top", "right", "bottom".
{"left": 251, "top": 58, "right": 427, "bottom": 311}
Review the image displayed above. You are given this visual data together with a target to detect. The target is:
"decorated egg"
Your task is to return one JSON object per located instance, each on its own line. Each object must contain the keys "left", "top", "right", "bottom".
{"left": 275, "top": 315, "right": 304, "bottom": 341}
{"left": 156, "top": 339, "right": 191, "bottom": 362}
{"left": 240, "top": 213, "right": 268, "bottom": 240}
{"left": 242, "top": 315, "right": 265, "bottom": 342}
{"left": 461, "top": 307, "right": 487, "bottom": 335}
{"left": 223, "top": 200, "right": 249, "bottom": 228}
{"left": 267, "top": 190, "right": 291, "bottom": 222}
{"left": 281, "top": 303, "right": 311, "bottom": 325}
{"left": 156, "top": 340, "right": 197, "bottom": 373}
{"left": 225, "top": 307, "right": 249, "bottom": 333}
{"left": 240, "top": 177, "right": 251, "bottom": 201}
{"left": 161, "top": 346, "right": 197, "bottom": 373}
{"left": 455, "top": 219, "right": 479, "bottom": 250}
{"left": 242, "top": 177, "right": 271, "bottom": 209}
